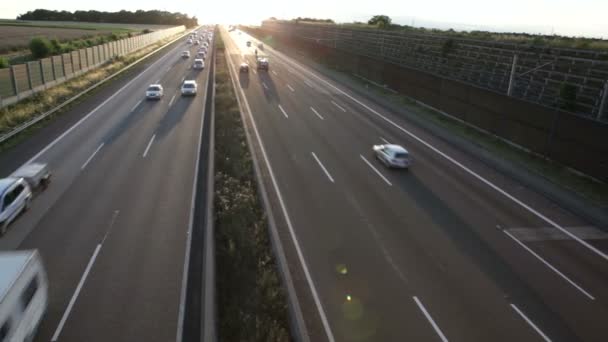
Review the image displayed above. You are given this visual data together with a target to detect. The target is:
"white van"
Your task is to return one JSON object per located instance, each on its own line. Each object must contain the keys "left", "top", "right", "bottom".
{"left": 0, "top": 178, "right": 33, "bottom": 235}
{"left": 0, "top": 250, "right": 48, "bottom": 342}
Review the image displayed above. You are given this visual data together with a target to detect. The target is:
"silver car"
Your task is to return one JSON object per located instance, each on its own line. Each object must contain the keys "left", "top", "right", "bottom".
{"left": 145, "top": 84, "right": 164, "bottom": 100}
{"left": 181, "top": 80, "right": 197, "bottom": 96}
{"left": 373, "top": 144, "right": 412, "bottom": 168}
{"left": 0, "top": 178, "right": 33, "bottom": 235}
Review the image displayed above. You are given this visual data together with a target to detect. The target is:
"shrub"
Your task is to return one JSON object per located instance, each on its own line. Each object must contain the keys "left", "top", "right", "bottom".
{"left": 142, "top": 29, "right": 151, "bottom": 34}
{"left": 109, "top": 33, "right": 119, "bottom": 41}
{"left": 0, "top": 57, "right": 9, "bottom": 69}
{"left": 50, "top": 39, "right": 62, "bottom": 53}
{"left": 29, "top": 37, "right": 53, "bottom": 58}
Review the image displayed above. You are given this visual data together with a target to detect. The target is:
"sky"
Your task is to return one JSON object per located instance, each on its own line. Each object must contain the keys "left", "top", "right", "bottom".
{"left": 1, "top": 0, "right": 607, "bottom": 38}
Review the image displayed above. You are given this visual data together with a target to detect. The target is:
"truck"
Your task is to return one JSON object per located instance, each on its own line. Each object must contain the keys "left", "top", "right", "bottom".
{"left": 0, "top": 250, "right": 48, "bottom": 342}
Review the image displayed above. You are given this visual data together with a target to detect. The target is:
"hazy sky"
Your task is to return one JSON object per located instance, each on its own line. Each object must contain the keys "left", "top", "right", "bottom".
{"left": 1, "top": 0, "right": 606, "bottom": 38}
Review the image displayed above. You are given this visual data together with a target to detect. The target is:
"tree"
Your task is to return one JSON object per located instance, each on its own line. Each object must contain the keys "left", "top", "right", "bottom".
{"left": 29, "top": 37, "right": 53, "bottom": 58}
{"left": 368, "top": 15, "right": 392, "bottom": 28}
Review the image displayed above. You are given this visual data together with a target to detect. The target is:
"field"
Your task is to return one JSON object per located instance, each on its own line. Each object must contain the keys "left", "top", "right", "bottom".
{"left": 0, "top": 20, "right": 173, "bottom": 54}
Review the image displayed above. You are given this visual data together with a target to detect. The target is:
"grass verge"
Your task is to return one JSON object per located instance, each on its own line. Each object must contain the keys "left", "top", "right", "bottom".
{"left": 242, "top": 28, "right": 608, "bottom": 207}
{"left": 214, "top": 35, "right": 293, "bottom": 341}
{"left": 0, "top": 32, "right": 183, "bottom": 152}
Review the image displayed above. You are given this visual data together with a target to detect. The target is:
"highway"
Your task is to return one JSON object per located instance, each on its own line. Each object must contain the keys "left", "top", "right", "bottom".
{"left": 0, "top": 28, "right": 212, "bottom": 341}
{"left": 223, "top": 27, "right": 608, "bottom": 342}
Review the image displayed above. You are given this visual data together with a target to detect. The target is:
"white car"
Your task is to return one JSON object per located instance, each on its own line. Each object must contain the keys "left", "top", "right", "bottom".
{"left": 181, "top": 51, "right": 190, "bottom": 58}
{"left": 193, "top": 59, "right": 205, "bottom": 70}
{"left": 196, "top": 51, "right": 206, "bottom": 59}
{"left": 145, "top": 84, "right": 164, "bottom": 100}
{"left": 186, "top": 39, "right": 193, "bottom": 44}
{"left": 373, "top": 144, "right": 412, "bottom": 168}
{"left": 181, "top": 80, "right": 198, "bottom": 96}
{"left": 0, "top": 178, "right": 33, "bottom": 235}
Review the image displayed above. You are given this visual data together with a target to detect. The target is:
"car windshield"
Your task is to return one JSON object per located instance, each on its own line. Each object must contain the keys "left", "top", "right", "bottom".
{"left": 183, "top": 83, "right": 194, "bottom": 88}
{"left": 394, "top": 152, "right": 409, "bottom": 159}
{"left": 147, "top": 86, "right": 160, "bottom": 91}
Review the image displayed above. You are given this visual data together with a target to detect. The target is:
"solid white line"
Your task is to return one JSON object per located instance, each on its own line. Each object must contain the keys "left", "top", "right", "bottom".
{"left": 503, "top": 230, "right": 594, "bottom": 300}
{"left": 11, "top": 39, "right": 184, "bottom": 177}
{"left": 130, "top": 100, "right": 142, "bottom": 112}
{"left": 510, "top": 304, "right": 552, "bottom": 342}
{"left": 360, "top": 155, "right": 392, "bottom": 186}
{"left": 169, "top": 94, "right": 176, "bottom": 106}
{"left": 380, "top": 137, "right": 390, "bottom": 144}
{"left": 304, "top": 80, "right": 314, "bottom": 88}
{"left": 331, "top": 100, "right": 347, "bottom": 112}
{"left": 278, "top": 104, "right": 289, "bottom": 118}
{"left": 262, "top": 82, "right": 269, "bottom": 90}
{"left": 413, "top": 296, "right": 449, "bottom": 342}
{"left": 310, "top": 107, "right": 325, "bottom": 120}
{"left": 287, "top": 84, "right": 295, "bottom": 92}
{"left": 225, "top": 49, "right": 335, "bottom": 342}
{"left": 312, "top": 152, "right": 335, "bottom": 183}
{"left": 142, "top": 134, "right": 156, "bottom": 158}
{"left": 271, "top": 49, "right": 608, "bottom": 262}
{"left": 80, "top": 143, "right": 104, "bottom": 170}
{"left": 51, "top": 244, "right": 102, "bottom": 342}
{"left": 271, "top": 70, "right": 278, "bottom": 76}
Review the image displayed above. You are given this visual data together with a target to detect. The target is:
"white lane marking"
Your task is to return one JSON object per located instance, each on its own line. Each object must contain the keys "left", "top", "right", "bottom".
{"left": 380, "top": 137, "right": 390, "bottom": 144}
{"left": 274, "top": 52, "right": 608, "bottom": 262}
{"left": 311, "top": 152, "right": 335, "bottom": 183}
{"left": 51, "top": 244, "right": 102, "bottom": 342}
{"left": 101, "top": 210, "right": 120, "bottom": 245}
{"left": 130, "top": 100, "right": 142, "bottom": 113}
{"left": 287, "top": 84, "right": 295, "bottom": 92}
{"left": 166, "top": 65, "right": 172, "bottom": 72}
{"left": 304, "top": 80, "right": 314, "bottom": 88}
{"left": 80, "top": 143, "right": 104, "bottom": 170}
{"left": 310, "top": 107, "right": 325, "bottom": 120}
{"left": 225, "top": 48, "right": 335, "bottom": 342}
{"left": 181, "top": 76, "right": 186, "bottom": 83}
{"left": 510, "top": 304, "right": 552, "bottom": 342}
{"left": 252, "top": 68, "right": 257, "bottom": 74}
{"left": 331, "top": 100, "right": 347, "bottom": 112}
{"left": 169, "top": 94, "right": 176, "bottom": 106}
{"left": 271, "top": 70, "right": 278, "bottom": 76}
{"left": 288, "top": 67, "right": 294, "bottom": 73}
{"left": 155, "top": 79, "right": 161, "bottom": 84}
{"left": 142, "top": 134, "right": 156, "bottom": 158}
{"left": 262, "top": 82, "right": 269, "bottom": 90}
{"left": 360, "top": 155, "right": 392, "bottom": 186}
{"left": 503, "top": 230, "right": 594, "bottom": 300}
{"left": 278, "top": 104, "right": 289, "bottom": 118}
{"left": 11, "top": 39, "right": 184, "bottom": 177}
{"left": 413, "top": 296, "right": 449, "bottom": 342}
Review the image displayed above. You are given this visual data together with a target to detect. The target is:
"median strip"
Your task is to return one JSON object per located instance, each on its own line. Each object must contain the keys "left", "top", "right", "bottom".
{"left": 213, "top": 32, "right": 292, "bottom": 341}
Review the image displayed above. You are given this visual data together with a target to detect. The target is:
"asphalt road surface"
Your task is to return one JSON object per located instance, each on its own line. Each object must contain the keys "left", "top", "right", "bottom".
{"left": 0, "top": 28, "right": 211, "bottom": 341}
{"left": 223, "top": 27, "right": 608, "bottom": 342}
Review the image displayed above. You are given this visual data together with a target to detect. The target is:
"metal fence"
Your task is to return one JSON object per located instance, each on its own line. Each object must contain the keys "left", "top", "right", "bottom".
{"left": 259, "top": 21, "right": 608, "bottom": 121}
{"left": 0, "top": 25, "right": 185, "bottom": 108}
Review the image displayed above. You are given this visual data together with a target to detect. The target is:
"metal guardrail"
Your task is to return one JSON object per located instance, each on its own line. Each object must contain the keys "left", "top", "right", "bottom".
{"left": 0, "top": 28, "right": 192, "bottom": 145}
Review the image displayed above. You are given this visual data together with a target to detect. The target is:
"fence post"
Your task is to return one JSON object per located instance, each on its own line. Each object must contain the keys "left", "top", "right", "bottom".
{"left": 10, "top": 65, "right": 19, "bottom": 100}
{"left": 507, "top": 54, "right": 518, "bottom": 96}
{"left": 25, "top": 62, "right": 33, "bottom": 91}
{"left": 597, "top": 79, "right": 608, "bottom": 121}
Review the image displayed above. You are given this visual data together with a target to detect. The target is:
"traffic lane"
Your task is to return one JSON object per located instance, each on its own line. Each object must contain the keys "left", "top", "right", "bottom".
{"left": 26, "top": 52, "right": 204, "bottom": 340}
{"left": 0, "top": 31, "right": 195, "bottom": 177}
{"left": 265, "top": 72, "right": 604, "bottom": 340}
{"left": 54, "top": 83, "right": 206, "bottom": 341}
{"left": 262, "top": 43, "right": 608, "bottom": 298}
{"left": 234, "top": 87, "right": 443, "bottom": 341}
{"left": 242, "top": 74, "right": 565, "bottom": 341}
{"left": 0, "top": 39, "right": 192, "bottom": 250}
{"left": 224, "top": 39, "right": 542, "bottom": 341}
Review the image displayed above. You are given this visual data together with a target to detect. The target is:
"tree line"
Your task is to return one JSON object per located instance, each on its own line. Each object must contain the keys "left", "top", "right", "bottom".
{"left": 17, "top": 9, "right": 198, "bottom": 28}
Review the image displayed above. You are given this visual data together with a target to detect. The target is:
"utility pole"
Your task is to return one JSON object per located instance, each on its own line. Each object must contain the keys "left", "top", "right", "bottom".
{"left": 507, "top": 54, "right": 518, "bottom": 96}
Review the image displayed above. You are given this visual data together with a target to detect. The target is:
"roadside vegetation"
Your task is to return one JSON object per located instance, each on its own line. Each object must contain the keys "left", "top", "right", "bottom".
{"left": 243, "top": 28, "right": 608, "bottom": 207}
{"left": 0, "top": 32, "right": 183, "bottom": 151}
{"left": 213, "top": 33, "right": 292, "bottom": 341}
